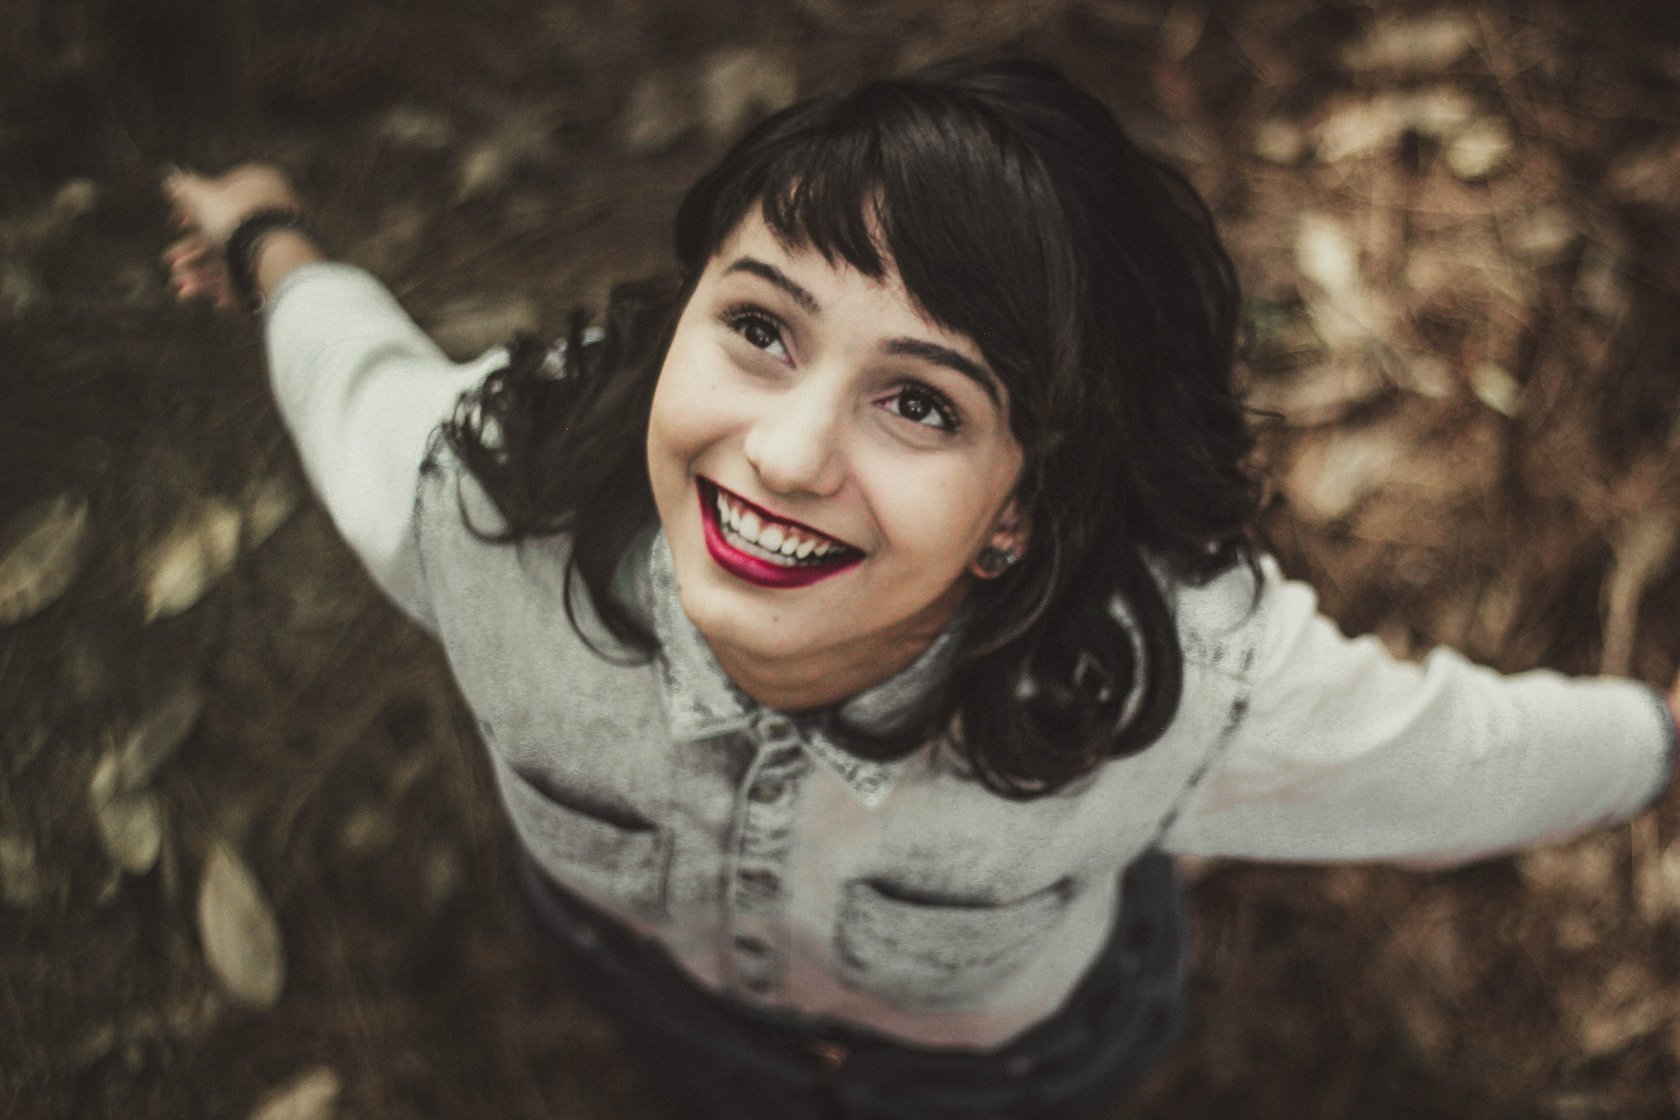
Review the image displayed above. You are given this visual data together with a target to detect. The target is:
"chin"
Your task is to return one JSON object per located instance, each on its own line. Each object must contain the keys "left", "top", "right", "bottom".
{"left": 677, "top": 576, "right": 829, "bottom": 661}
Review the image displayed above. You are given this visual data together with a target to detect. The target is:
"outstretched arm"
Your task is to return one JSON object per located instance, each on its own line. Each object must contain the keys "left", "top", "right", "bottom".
{"left": 162, "top": 165, "right": 322, "bottom": 313}
{"left": 161, "top": 166, "right": 496, "bottom": 627}
{"left": 1163, "top": 562, "right": 1678, "bottom": 866}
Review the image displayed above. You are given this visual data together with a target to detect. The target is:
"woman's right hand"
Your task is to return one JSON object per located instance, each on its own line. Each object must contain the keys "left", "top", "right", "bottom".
{"left": 161, "top": 164, "right": 306, "bottom": 313}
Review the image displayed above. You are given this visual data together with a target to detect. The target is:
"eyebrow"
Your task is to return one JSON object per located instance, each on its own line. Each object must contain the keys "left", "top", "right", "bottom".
{"left": 722, "top": 255, "right": 1002, "bottom": 406}
{"left": 882, "top": 338, "right": 1001, "bottom": 406}
{"left": 723, "top": 258, "right": 821, "bottom": 316}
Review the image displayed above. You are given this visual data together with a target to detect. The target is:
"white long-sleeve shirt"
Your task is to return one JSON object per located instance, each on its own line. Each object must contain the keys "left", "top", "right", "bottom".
{"left": 264, "top": 261, "right": 1677, "bottom": 1049}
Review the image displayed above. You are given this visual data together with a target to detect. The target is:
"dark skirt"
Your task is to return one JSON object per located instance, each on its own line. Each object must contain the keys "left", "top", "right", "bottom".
{"left": 517, "top": 851, "right": 1188, "bottom": 1120}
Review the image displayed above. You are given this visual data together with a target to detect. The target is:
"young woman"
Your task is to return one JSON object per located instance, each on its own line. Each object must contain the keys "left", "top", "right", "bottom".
{"left": 164, "top": 57, "right": 1680, "bottom": 1120}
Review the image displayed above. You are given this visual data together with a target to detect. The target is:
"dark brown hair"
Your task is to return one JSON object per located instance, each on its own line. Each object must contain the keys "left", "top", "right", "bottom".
{"left": 446, "top": 57, "right": 1258, "bottom": 797}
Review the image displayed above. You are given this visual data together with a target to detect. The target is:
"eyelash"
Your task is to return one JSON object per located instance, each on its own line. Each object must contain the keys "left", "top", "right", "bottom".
{"left": 720, "top": 303, "right": 788, "bottom": 359}
{"left": 880, "top": 382, "right": 961, "bottom": 434}
{"left": 717, "top": 301, "right": 963, "bottom": 434}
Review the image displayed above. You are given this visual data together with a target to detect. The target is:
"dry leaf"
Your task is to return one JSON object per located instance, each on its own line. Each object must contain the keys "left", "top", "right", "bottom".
{"left": 1445, "top": 118, "right": 1513, "bottom": 180}
{"left": 452, "top": 106, "right": 558, "bottom": 203}
{"left": 1294, "top": 213, "right": 1359, "bottom": 291}
{"left": 0, "top": 493, "right": 90, "bottom": 626}
{"left": 1468, "top": 363, "right": 1521, "bottom": 416}
{"left": 1568, "top": 962, "right": 1669, "bottom": 1058}
{"left": 1600, "top": 508, "right": 1679, "bottom": 675}
{"left": 90, "top": 756, "right": 164, "bottom": 875}
{"left": 1315, "top": 89, "right": 1475, "bottom": 163}
{"left": 622, "top": 71, "right": 695, "bottom": 155}
{"left": 142, "top": 500, "right": 241, "bottom": 621}
{"left": 1245, "top": 364, "right": 1388, "bottom": 426}
{"left": 422, "top": 847, "right": 462, "bottom": 914}
{"left": 249, "top": 1067, "right": 341, "bottom": 1120}
{"left": 1294, "top": 214, "right": 1389, "bottom": 350}
{"left": 1606, "top": 138, "right": 1680, "bottom": 208}
{"left": 701, "top": 48, "right": 797, "bottom": 140}
{"left": 198, "top": 843, "right": 286, "bottom": 1008}
{"left": 1507, "top": 207, "right": 1577, "bottom": 264}
{"left": 1575, "top": 244, "right": 1631, "bottom": 322}
{"left": 379, "top": 105, "right": 455, "bottom": 151}
{"left": 1252, "top": 118, "right": 1305, "bottom": 165}
{"left": 245, "top": 474, "right": 300, "bottom": 550}
{"left": 454, "top": 144, "right": 513, "bottom": 204}
{"left": 1630, "top": 816, "right": 1680, "bottom": 926}
{"left": 1286, "top": 422, "right": 1410, "bottom": 523}
{"left": 13, "top": 178, "right": 100, "bottom": 246}
{"left": 51, "top": 179, "right": 99, "bottom": 222}
{"left": 117, "top": 683, "right": 203, "bottom": 791}
{"left": 0, "top": 259, "right": 44, "bottom": 316}
{"left": 1340, "top": 12, "right": 1478, "bottom": 73}
{"left": 0, "top": 831, "right": 41, "bottom": 908}
{"left": 1518, "top": 837, "right": 1618, "bottom": 897}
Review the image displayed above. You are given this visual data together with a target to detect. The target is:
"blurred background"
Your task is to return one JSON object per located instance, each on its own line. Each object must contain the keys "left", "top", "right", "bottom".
{"left": 4, "top": 0, "right": 1680, "bottom": 1116}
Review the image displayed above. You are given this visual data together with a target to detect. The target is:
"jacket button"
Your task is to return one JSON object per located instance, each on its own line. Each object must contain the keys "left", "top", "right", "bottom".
{"left": 807, "top": 1039, "right": 849, "bottom": 1069}
{"left": 757, "top": 715, "right": 796, "bottom": 741}
{"left": 733, "top": 934, "right": 770, "bottom": 957}
{"left": 739, "top": 867, "right": 780, "bottom": 892}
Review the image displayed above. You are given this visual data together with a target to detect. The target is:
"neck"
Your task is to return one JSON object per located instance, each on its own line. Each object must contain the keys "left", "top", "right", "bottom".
{"left": 708, "top": 598, "right": 962, "bottom": 713}
{"left": 709, "top": 643, "right": 911, "bottom": 713}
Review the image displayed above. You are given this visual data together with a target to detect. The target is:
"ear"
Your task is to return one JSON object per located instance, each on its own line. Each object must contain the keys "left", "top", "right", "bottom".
{"left": 969, "top": 501, "right": 1029, "bottom": 580}
{"left": 989, "top": 501, "right": 1029, "bottom": 555}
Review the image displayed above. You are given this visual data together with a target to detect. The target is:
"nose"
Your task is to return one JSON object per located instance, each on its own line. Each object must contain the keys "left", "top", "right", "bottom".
{"left": 742, "top": 376, "right": 847, "bottom": 498}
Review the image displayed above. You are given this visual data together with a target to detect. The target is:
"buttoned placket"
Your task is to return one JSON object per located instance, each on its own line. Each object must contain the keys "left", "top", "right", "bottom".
{"left": 723, "top": 711, "right": 814, "bottom": 994}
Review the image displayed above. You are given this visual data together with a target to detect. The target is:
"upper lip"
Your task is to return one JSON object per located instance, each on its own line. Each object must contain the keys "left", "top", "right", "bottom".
{"left": 701, "top": 478, "right": 863, "bottom": 554}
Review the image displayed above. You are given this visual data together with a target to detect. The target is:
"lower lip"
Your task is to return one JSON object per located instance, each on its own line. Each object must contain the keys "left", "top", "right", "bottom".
{"left": 698, "top": 487, "right": 861, "bottom": 590}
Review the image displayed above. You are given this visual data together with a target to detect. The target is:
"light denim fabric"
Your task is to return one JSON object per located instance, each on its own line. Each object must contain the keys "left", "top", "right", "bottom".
{"left": 266, "top": 263, "right": 1678, "bottom": 1051}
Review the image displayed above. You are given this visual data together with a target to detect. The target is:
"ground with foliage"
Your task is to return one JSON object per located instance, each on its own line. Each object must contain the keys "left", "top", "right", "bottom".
{"left": 4, "top": 0, "right": 1680, "bottom": 1117}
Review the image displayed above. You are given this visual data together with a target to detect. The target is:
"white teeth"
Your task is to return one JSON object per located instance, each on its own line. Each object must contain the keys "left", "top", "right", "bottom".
{"left": 711, "top": 486, "right": 854, "bottom": 565}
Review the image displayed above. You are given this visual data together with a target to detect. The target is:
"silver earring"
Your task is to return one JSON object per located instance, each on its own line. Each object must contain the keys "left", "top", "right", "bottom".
{"left": 973, "top": 546, "right": 1019, "bottom": 579}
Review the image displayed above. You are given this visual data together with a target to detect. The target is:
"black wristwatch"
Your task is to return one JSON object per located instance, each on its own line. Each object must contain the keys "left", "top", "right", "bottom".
{"left": 224, "top": 209, "right": 313, "bottom": 314}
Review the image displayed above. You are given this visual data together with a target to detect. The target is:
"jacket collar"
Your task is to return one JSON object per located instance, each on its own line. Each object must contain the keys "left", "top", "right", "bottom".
{"left": 644, "top": 530, "right": 959, "bottom": 806}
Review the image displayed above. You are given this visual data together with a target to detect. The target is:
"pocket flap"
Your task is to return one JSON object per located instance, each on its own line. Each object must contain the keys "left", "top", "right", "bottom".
{"left": 836, "top": 878, "right": 1073, "bottom": 1009}
{"left": 500, "top": 763, "right": 672, "bottom": 918}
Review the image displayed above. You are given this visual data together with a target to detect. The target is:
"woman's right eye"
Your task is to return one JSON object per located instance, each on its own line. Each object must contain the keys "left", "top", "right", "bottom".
{"left": 722, "top": 306, "right": 790, "bottom": 363}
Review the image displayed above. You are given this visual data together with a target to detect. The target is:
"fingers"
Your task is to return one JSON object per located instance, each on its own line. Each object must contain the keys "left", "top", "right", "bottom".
{"left": 162, "top": 170, "right": 205, "bottom": 238}
{"left": 160, "top": 233, "right": 208, "bottom": 267}
{"left": 161, "top": 230, "right": 236, "bottom": 311}
{"left": 161, "top": 168, "right": 230, "bottom": 311}
{"left": 170, "top": 259, "right": 229, "bottom": 303}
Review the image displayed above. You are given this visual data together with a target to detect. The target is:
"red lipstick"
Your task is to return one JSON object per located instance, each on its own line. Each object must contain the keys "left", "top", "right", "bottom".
{"left": 697, "top": 481, "right": 862, "bottom": 590}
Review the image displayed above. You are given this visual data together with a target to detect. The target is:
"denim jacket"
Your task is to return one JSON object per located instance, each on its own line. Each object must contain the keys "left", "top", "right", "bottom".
{"left": 266, "top": 263, "right": 1677, "bottom": 1050}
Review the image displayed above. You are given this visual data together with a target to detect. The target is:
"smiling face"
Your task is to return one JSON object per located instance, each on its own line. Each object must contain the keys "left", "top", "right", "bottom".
{"left": 646, "top": 212, "right": 1027, "bottom": 710}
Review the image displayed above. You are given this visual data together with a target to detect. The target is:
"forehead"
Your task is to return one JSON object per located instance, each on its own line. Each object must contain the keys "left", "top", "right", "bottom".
{"left": 708, "top": 211, "right": 976, "bottom": 350}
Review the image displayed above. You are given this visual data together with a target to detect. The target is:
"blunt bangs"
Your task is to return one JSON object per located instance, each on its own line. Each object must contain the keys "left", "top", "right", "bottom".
{"left": 673, "top": 79, "right": 1083, "bottom": 455}
{"left": 441, "top": 56, "right": 1258, "bottom": 795}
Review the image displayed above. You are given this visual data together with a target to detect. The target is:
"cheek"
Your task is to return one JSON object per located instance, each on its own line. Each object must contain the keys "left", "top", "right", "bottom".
{"left": 862, "top": 462, "right": 1009, "bottom": 567}
{"left": 648, "top": 346, "right": 724, "bottom": 471}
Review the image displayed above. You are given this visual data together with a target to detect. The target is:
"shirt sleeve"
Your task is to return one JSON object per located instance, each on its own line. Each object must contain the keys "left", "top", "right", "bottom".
{"left": 263, "top": 262, "right": 506, "bottom": 628}
{"left": 1162, "top": 563, "right": 1679, "bottom": 864}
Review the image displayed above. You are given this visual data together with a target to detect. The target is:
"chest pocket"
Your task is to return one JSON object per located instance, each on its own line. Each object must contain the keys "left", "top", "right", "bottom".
{"left": 499, "top": 762, "right": 673, "bottom": 920}
{"left": 834, "top": 877, "right": 1074, "bottom": 1010}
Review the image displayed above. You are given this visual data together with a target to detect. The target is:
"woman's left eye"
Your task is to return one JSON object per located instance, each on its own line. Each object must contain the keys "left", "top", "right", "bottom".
{"left": 879, "top": 384, "right": 960, "bottom": 433}
{"left": 722, "top": 306, "right": 790, "bottom": 362}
